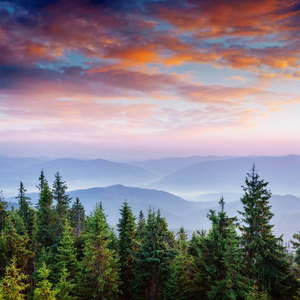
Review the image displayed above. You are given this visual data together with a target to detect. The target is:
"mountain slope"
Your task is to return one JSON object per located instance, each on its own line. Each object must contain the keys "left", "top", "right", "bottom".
{"left": 6, "top": 185, "right": 300, "bottom": 241}
{"left": 129, "top": 155, "right": 233, "bottom": 177}
{"left": 0, "top": 157, "right": 157, "bottom": 196}
{"left": 153, "top": 155, "right": 300, "bottom": 196}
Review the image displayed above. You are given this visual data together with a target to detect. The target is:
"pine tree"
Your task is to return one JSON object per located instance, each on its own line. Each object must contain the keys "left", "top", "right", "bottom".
{"left": 239, "top": 165, "right": 298, "bottom": 299}
{"left": 0, "top": 213, "right": 33, "bottom": 277}
{"left": 193, "top": 198, "right": 250, "bottom": 299}
{"left": 136, "top": 210, "right": 146, "bottom": 241}
{"left": 35, "top": 180, "right": 57, "bottom": 252}
{"left": 133, "top": 208, "right": 174, "bottom": 300}
{"left": 52, "top": 172, "right": 72, "bottom": 219}
{"left": 36, "top": 169, "right": 47, "bottom": 192}
{"left": 0, "top": 257, "right": 28, "bottom": 300}
{"left": 52, "top": 172, "right": 72, "bottom": 241}
{"left": 117, "top": 200, "right": 137, "bottom": 299}
{"left": 79, "top": 203, "right": 120, "bottom": 299}
{"left": 291, "top": 231, "right": 300, "bottom": 265}
{"left": 55, "top": 219, "right": 79, "bottom": 294}
{"left": 166, "top": 227, "right": 196, "bottom": 299}
{"left": 55, "top": 265, "right": 76, "bottom": 300}
{"left": 0, "top": 190, "right": 8, "bottom": 232}
{"left": 35, "top": 176, "right": 58, "bottom": 282}
{"left": 33, "top": 263, "right": 56, "bottom": 300}
{"left": 16, "top": 182, "right": 35, "bottom": 241}
{"left": 70, "top": 197, "right": 85, "bottom": 237}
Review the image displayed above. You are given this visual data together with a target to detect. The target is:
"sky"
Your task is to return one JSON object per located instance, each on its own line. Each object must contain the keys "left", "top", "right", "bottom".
{"left": 0, "top": 0, "right": 300, "bottom": 160}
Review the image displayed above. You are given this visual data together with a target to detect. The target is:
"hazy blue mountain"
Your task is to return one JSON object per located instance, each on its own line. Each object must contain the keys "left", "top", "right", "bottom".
{"left": 5, "top": 185, "right": 300, "bottom": 241}
{"left": 129, "top": 155, "right": 233, "bottom": 177}
{"left": 181, "top": 194, "right": 300, "bottom": 241}
{"left": 0, "top": 157, "right": 157, "bottom": 196}
{"left": 153, "top": 155, "right": 300, "bottom": 196}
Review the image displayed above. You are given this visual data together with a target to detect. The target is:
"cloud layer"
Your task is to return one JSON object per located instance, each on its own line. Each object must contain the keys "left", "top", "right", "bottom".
{"left": 0, "top": 0, "right": 300, "bottom": 158}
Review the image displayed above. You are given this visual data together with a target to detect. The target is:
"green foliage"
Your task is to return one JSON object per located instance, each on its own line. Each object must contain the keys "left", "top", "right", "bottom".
{"left": 117, "top": 200, "right": 137, "bottom": 298}
{"left": 0, "top": 257, "right": 29, "bottom": 300}
{"left": 292, "top": 232, "right": 300, "bottom": 265}
{"left": 133, "top": 208, "right": 174, "bottom": 300}
{"left": 194, "top": 198, "right": 251, "bottom": 299}
{"left": 35, "top": 180, "right": 57, "bottom": 252}
{"left": 0, "top": 214, "right": 33, "bottom": 277}
{"left": 0, "top": 190, "right": 8, "bottom": 232}
{"left": 247, "top": 285, "right": 270, "bottom": 300}
{"left": 33, "top": 263, "right": 56, "bottom": 300}
{"left": 136, "top": 210, "right": 146, "bottom": 241}
{"left": 52, "top": 172, "right": 72, "bottom": 224}
{"left": 55, "top": 219, "right": 79, "bottom": 296}
{"left": 16, "top": 182, "right": 35, "bottom": 240}
{"left": 0, "top": 166, "right": 299, "bottom": 299}
{"left": 239, "top": 165, "right": 298, "bottom": 298}
{"left": 69, "top": 197, "right": 85, "bottom": 237}
{"left": 79, "top": 203, "right": 120, "bottom": 299}
{"left": 55, "top": 266, "right": 76, "bottom": 300}
{"left": 166, "top": 227, "right": 196, "bottom": 299}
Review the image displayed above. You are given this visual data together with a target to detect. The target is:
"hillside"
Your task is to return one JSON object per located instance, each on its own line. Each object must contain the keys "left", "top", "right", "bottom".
{"left": 152, "top": 155, "right": 300, "bottom": 196}
{"left": 6, "top": 185, "right": 300, "bottom": 241}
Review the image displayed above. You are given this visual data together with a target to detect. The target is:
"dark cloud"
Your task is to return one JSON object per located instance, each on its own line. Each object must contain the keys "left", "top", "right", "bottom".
{"left": 7, "top": 0, "right": 60, "bottom": 11}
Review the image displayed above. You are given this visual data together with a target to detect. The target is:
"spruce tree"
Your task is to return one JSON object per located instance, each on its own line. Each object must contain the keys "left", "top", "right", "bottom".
{"left": 0, "top": 257, "right": 28, "bottom": 300}
{"left": 55, "top": 219, "right": 79, "bottom": 294}
{"left": 239, "top": 165, "right": 298, "bottom": 299}
{"left": 166, "top": 227, "right": 195, "bottom": 299}
{"left": 52, "top": 172, "right": 72, "bottom": 243}
{"left": 33, "top": 263, "right": 56, "bottom": 300}
{"left": 35, "top": 175, "right": 58, "bottom": 281}
{"left": 0, "top": 214, "right": 33, "bottom": 277}
{"left": 0, "top": 190, "right": 8, "bottom": 232}
{"left": 16, "top": 182, "right": 35, "bottom": 241}
{"left": 117, "top": 200, "right": 137, "bottom": 299}
{"left": 55, "top": 266, "right": 76, "bottom": 300}
{"left": 133, "top": 208, "right": 174, "bottom": 300}
{"left": 194, "top": 198, "right": 250, "bottom": 299}
{"left": 291, "top": 231, "right": 300, "bottom": 265}
{"left": 79, "top": 203, "right": 120, "bottom": 299}
{"left": 70, "top": 197, "right": 85, "bottom": 237}
{"left": 35, "top": 180, "right": 57, "bottom": 252}
{"left": 36, "top": 169, "right": 47, "bottom": 192}
{"left": 136, "top": 210, "right": 146, "bottom": 241}
{"left": 52, "top": 172, "right": 72, "bottom": 220}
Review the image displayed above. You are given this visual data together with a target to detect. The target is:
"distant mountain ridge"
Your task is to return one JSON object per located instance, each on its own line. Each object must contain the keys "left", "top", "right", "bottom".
{"left": 1, "top": 154, "right": 300, "bottom": 199}
{"left": 151, "top": 155, "right": 300, "bottom": 196}
{"left": 0, "top": 156, "right": 156, "bottom": 196}
{"left": 6, "top": 184, "right": 300, "bottom": 241}
{"left": 129, "top": 155, "right": 234, "bottom": 177}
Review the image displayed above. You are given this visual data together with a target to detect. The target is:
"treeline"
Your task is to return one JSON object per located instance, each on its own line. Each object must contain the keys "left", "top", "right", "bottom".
{"left": 1, "top": 166, "right": 300, "bottom": 299}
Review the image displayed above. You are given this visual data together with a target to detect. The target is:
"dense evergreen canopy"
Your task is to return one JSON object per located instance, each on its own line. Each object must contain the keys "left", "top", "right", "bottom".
{"left": 0, "top": 167, "right": 299, "bottom": 299}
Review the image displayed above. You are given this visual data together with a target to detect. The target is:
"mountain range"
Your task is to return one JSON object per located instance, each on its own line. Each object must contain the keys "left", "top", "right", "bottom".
{"left": 5, "top": 184, "right": 300, "bottom": 241}
{"left": 1, "top": 154, "right": 300, "bottom": 197}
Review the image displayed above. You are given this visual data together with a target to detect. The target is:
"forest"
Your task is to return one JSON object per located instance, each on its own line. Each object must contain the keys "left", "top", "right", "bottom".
{"left": 1, "top": 165, "right": 300, "bottom": 300}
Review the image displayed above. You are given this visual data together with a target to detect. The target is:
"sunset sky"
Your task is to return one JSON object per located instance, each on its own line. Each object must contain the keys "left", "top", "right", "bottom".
{"left": 1, "top": 0, "right": 300, "bottom": 160}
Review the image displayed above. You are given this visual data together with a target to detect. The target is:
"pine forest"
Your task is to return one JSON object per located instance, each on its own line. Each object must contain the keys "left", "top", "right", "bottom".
{"left": 1, "top": 166, "right": 300, "bottom": 300}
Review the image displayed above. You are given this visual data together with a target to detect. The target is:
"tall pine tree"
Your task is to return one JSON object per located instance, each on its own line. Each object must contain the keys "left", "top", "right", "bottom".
{"left": 239, "top": 165, "right": 298, "bottom": 299}
{"left": 55, "top": 218, "right": 79, "bottom": 298}
{"left": 0, "top": 257, "right": 28, "bottom": 300}
{"left": 70, "top": 197, "right": 85, "bottom": 237}
{"left": 16, "top": 182, "right": 36, "bottom": 241}
{"left": 0, "top": 190, "right": 8, "bottom": 232}
{"left": 79, "top": 203, "right": 120, "bottom": 299}
{"left": 33, "top": 263, "right": 56, "bottom": 300}
{"left": 52, "top": 172, "right": 72, "bottom": 240}
{"left": 133, "top": 209, "right": 174, "bottom": 300}
{"left": 117, "top": 200, "right": 137, "bottom": 299}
